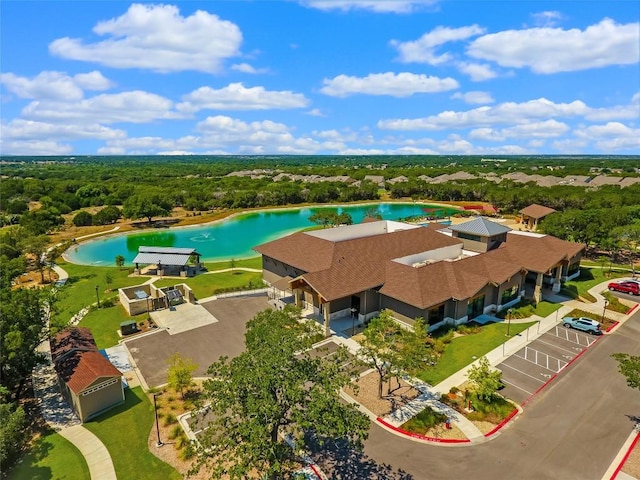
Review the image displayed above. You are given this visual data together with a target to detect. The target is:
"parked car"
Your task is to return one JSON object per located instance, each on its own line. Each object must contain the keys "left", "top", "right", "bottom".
{"left": 561, "top": 316, "right": 602, "bottom": 335}
{"left": 608, "top": 280, "right": 640, "bottom": 296}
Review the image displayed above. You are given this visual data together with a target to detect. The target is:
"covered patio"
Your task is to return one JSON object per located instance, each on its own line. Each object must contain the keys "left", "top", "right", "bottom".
{"left": 132, "top": 246, "right": 202, "bottom": 277}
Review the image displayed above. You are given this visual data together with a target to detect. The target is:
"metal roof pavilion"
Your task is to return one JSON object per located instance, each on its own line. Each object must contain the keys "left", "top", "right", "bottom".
{"left": 132, "top": 246, "right": 200, "bottom": 267}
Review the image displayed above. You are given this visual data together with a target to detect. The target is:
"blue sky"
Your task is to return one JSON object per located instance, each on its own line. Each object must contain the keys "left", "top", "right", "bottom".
{"left": 1, "top": 0, "right": 638, "bottom": 156}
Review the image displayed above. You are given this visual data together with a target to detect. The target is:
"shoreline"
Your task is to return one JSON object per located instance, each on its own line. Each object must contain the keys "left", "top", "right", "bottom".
{"left": 61, "top": 200, "right": 467, "bottom": 266}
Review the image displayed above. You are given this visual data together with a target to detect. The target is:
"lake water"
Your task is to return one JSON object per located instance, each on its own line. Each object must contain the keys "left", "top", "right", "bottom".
{"left": 65, "top": 202, "right": 457, "bottom": 265}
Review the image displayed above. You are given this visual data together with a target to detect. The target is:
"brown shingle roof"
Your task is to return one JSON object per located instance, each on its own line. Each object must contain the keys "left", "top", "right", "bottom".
{"left": 50, "top": 327, "right": 97, "bottom": 363}
{"left": 499, "top": 233, "right": 585, "bottom": 273}
{"left": 56, "top": 350, "right": 122, "bottom": 394}
{"left": 519, "top": 204, "right": 556, "bottom": 219}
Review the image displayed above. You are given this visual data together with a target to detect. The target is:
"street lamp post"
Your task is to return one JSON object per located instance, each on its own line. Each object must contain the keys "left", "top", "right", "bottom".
{"left": 601, "top": 299, "right": 609, "bottom": 325}
{"left": 95, "top": 285, "right": 100, "bottom": 308}
{"left": 153, "top": 392, "right": 163, "bottom": 447}
{"left": 506, "top": 308, "right": 514, "bottom": 337}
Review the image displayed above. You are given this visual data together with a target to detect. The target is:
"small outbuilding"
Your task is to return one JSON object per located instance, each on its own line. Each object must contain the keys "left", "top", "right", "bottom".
{"left": 132, "top": 246, "right": 202, "bottom": 277}
{"left": 51, "top": 327, "right": 124, "bottom": 422}
{"left": 519, "top": 204, "right": 556, "bottom": 230}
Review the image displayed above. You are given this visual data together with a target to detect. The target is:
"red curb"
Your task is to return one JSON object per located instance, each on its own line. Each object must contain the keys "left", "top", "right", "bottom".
{"left": 376, "top": 417, "right": 471, "bottom": 443}
{"left": 484, "top": 408, "right": 518, "bottom": 437}
{"left": 309, "top": 464, "right": 323, "bottom": 479}
{"left": 605, "top": 321, "right": 620, "bottom": 333}
{"left": 626, "top": 304, "right": 639, "bottom": 316}
{"left": 521, "top": 334, "right": 603, "bottom": 408}
{"left": 610, "top": 431, "right": 640, "bottom": 480}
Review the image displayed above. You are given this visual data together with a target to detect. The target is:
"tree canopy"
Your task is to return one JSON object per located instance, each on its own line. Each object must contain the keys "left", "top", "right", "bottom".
{"left": 612, "top": 353, "right": 640, "bottom": 391}
{"left": 198, "top": 307, "right": 369, "bottom": 479}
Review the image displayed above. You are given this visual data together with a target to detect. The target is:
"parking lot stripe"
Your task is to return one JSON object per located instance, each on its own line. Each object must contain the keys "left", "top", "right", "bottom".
{"left": 514, "top": 350, "right": 561, "bottom": 372}
{"left": 501, "top": 378, "right": 535, "bottom": 396}
{"left": 536, "top": 337, "right": 582, "bottom": 355}
{"left": 500, "top": 362, "right": 546, "bottom": 383}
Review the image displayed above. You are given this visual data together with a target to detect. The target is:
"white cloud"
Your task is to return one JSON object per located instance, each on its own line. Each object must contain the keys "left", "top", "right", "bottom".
{"left": 231, "top": 63, "right": 266, "bottom": 74}
{"left": 22, "top": 90, "right": 182, "bottom": 124}
{"left": 0, "top": 70, "right": 112, "bottom": 100}
{"left": 306, "top": 108, "right": 325, "bottom": 117}
{"left": 574, "top": 122, "right": 640, "bottom": 151}
{"left": 0, "top": 139, "right": 73, "bottom": 156}
{"left": 378, "top": 98, "right": 591, "bottom": 130}
{"left": 531, "top": 11, "right": 563, "bottom": 28}
{"left": 451, "top": 91, "right": 494, "bottom": 105}
{"left": 455, "top": 62, "right": 498, "bottom": 81}
{"left": 320, "top": 72, "right": 458, "bottom": 97}
{"left": 177, "top": 83, "right": 309, "bottom": 113}
{"left": 470, "top": 120, "right": 569, "bottom": 140}
{"left": 49, "top": 4, "right": 243, "bottom": 73}
{"left": 391, "top": 25, "right": 486, "bottom": 64}
{"left": 2, "top": 119, "right": 126, "bottom": 140}
{"left": 467, "top": 18, "right": 640, "bottom": 73}
{"left": 300, "top": 1, "right": 437, "bottom": 14}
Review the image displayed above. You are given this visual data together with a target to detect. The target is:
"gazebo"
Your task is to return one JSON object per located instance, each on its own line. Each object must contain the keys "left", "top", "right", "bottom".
{"left": 132, "top": 246, "right": 201, "bottom": 277}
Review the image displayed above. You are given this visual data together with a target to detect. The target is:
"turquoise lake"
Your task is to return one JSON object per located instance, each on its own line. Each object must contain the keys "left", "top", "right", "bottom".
{"left": 65, "top": 203, "right": 457, "bottom": 265}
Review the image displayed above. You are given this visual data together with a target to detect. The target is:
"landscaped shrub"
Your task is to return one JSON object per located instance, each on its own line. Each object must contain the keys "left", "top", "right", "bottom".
{"left": 179, "top": 442, "right": 196, "bottom": 460}
{"left": 457, "top": 324, "right": 482, "bottom": 335}
{"left": 401, "top": 406, "right": 447, "bottom": 435}
{"left": 168, "top": 424, "right": 182, "bottom": 440}
{"left": 163, "top": 413, "right": 177, "bottom": 426}
{"left": 466, "top": 395, "right": 515, "bottom": 424}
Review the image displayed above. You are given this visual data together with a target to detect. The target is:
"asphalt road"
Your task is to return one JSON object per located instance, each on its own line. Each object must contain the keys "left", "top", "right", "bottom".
{"left": 318, "top": 311, "right": 640, "bottom": 480}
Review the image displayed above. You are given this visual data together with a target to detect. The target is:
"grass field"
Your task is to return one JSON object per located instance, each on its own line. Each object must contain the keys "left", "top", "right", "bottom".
{"left": 7, "top": 430, "right": 90, "bottom": 480}
{"left": 84, "top": 387, "right": 181, "bottom": 480}
{"left": 154, "top": 269, "right": 262, "bottom": 300}
{"left": 418, "top": 321, "right": 536, "bottom": 385}
{"left": 561, "top": 267, "right": 627, "bottom": 302}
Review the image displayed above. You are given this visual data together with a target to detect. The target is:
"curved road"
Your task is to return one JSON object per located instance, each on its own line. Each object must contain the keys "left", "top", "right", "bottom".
{"left": 317, "top": 311, "right": 640, "bottom": 479}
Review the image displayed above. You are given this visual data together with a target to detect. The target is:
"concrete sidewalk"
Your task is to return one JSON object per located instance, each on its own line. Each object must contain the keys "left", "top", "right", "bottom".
{"left": 59, "top": 425, "right": 117, "bottom": 480}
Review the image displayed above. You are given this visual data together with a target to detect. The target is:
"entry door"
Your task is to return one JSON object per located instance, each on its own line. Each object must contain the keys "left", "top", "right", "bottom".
{"left": 467, "top": 295, "right": 485, "bottom": 319}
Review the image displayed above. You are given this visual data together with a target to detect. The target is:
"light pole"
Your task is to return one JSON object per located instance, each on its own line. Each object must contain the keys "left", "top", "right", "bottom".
{"left": 95, "top": 285, "right": 100, "bottom": 308}
{"left": 506, "top": 308, "right": 514, "bottom": 337}
{"left": 153, "top": 392, "right": 163, "bottom": 447}
{"left": 601, "top": 299, "right": 609, "bottom": 325}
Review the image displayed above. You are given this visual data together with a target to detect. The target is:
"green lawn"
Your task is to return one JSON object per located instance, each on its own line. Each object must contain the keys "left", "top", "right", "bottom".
{"left": 84, "top": 387, "right": 181, "bottom": 480}
{"left": 154, "top": 269, "right": 262, "bottom": 300}
{"left": 202, "top": 256, "right": 262, "bottom": 271}
{"left": 54, "top": 261, "right": 143, "bottom": 326}
{"left": 7, "top": 430, "right": 90, "bottom": 480}
{"left": 496, "top": 300, "right": 561, "bottom": 319}
{"left": 561, "top": 267, "right": 627, "bottom": 302}
{"left": 417, "top": 321, "right": 536, "bottom": 385}
{"left": 78, "top": 304, "right": 146, "bottom": 349}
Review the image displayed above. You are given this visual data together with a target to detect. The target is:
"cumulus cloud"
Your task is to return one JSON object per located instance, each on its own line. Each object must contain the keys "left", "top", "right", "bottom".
{"left": 320, "top": 72, "right": 458, "bottom": 97}
{"left": 230, "top": 63, "right": 267, "bottom": 74}
{"left": 21, "top": 90, "right": 182, "bottom": 124}
{"left": 531, "top": 11, "right": 563, "bottom": 28}
{"left": 467, "top": 18, "right": 640, "bottom": 73}
{"left": 0, "top": 139, "right": 73, "bottom": 155}
{"left": 49, "top": 4, "right": 243, "bottom": 73}
{"left": 300, "top": 0, "right": 437, "bottom": 14}
{"left": 378, "top": 98, "right": 591, "bottom": 130}
{"left": 177, "top": 83, "right": 309, "bottom": 113}
{"left": 574, "top": 122, "right": 640, "bottom": 151}
{"left": 391, "top": 25, "right": 486, "bottom": 64}
{"left": 455, "top": 62, "right": 498, "bottom": 81}
{"left": 0, "top": 70, "right": 113, "bottom": 100}
{"left": 470, "top": 120, "right": 569, "bottom": 140}
{"left": 2, "top": 119, "right": 126, "bottom": 141}
{"left": 451, "top": 91, "right": 494, "bottom": 105}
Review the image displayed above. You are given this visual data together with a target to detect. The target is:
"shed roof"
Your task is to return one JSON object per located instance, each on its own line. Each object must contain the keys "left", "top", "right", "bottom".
{"left": 56, "top": 350, "right": 122, "bottom": 394}
{"left": 449, "top": 217, "right": 511, "bottom": 236}
{"left": 519, "top": 204, "right": 556, "bottom": 219}
{"left": 133, "top": 246, "right": 199, "bottom": 266}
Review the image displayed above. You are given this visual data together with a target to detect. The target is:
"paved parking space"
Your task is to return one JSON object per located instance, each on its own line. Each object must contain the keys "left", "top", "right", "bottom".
{"left": 497, "top": 325, "right": 600, "bottom": 404}
{"left": 125, "top": 294, "right": 271, "bottom": 388}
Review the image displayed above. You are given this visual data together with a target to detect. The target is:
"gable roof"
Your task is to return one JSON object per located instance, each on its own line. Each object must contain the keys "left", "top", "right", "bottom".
{"left": 51, "top": 327, "right": 122, "bottom": 394}
{"left": 519, "top": 204, "right": 556, "bottom": 219}
{"left": 498, "top": 232, "right": 585, "bottom": 273}
{"left": 255, "top": 225, "right": 462, "bottom": 301}
{"left": 449, "top": 217, "right": 511, "bottom": 236}
{"left": 50, "top": 327, "right": 97, "bottom": 363}
{"left": 56, "top": 350, "right": 122, "bottom": 394}
{"left": 132, "top": 246, "right": 199, "bottom": 266}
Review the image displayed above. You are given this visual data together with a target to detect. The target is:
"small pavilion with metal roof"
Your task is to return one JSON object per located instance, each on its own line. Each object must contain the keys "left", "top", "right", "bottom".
{"left": 132, "top": 246, "right": 201, "bottom": 277}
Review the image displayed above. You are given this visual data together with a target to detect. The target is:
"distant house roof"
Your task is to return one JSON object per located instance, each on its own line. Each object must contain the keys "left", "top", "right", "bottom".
{"left": 519, "top": 204, "right": 556, "bottom": 219}
{"left": 449, "top": 217, "right": 511, "bottom": 236}
{"left": 50, "top": 327, "right": 121, "bottom": 394}
{"left": 132, "top": 246, "right": 199, "bottom": 266}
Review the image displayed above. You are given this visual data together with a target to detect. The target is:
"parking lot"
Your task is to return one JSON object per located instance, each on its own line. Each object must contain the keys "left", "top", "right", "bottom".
{"left": 497, "top": 325, "right": 600, "bottom": 404}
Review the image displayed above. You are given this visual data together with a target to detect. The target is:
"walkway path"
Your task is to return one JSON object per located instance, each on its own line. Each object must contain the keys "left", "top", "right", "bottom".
{"left": 370, "top": 277, "right": 638, "bottom": 443}
{"left": 59, "top": 426, "right": 117, "bottom": 480}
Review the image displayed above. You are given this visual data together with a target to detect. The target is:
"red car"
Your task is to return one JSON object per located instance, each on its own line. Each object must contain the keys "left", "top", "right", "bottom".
{"left": 608, "top": 280, "right": 640, "bottom": 296}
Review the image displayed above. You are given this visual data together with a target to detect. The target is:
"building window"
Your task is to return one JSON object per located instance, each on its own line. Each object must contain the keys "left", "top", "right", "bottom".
{"left": 501, "top": 286, "right": 519, "bottom": 304}
{"left": 456, "top": 232, "right": 482, "bottom": 242}
{"left": 428, "top": 304, "right": 445, "bottom": 325}
{"left": 81, "top": 377, "right": 120, "bottom": 396}
{"left": 467, "top": 295, "right": 485, "bottom": 319}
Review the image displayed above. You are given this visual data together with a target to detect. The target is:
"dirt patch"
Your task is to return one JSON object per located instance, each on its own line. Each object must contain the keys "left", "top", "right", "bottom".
{"left": 471, "top": 420, "right": 497, "bottom": 435}
{"left": 343, "top": 371, "right": 420, "bottom": 417}
{"left": 12, "top": 268, "right": 57, "bottom": 289}
{"left": 412, "top": 422, "right": 467, "bottom": 441}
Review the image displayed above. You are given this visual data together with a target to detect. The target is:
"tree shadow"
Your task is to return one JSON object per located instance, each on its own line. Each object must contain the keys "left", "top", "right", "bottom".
{"left": 305, "top": 434, "right": 414, "bottom": 480}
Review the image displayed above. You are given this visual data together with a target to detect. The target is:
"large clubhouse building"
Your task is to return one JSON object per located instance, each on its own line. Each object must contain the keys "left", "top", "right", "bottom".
{"left": 254, "top": 217, "right": 584, "bottom": 336}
